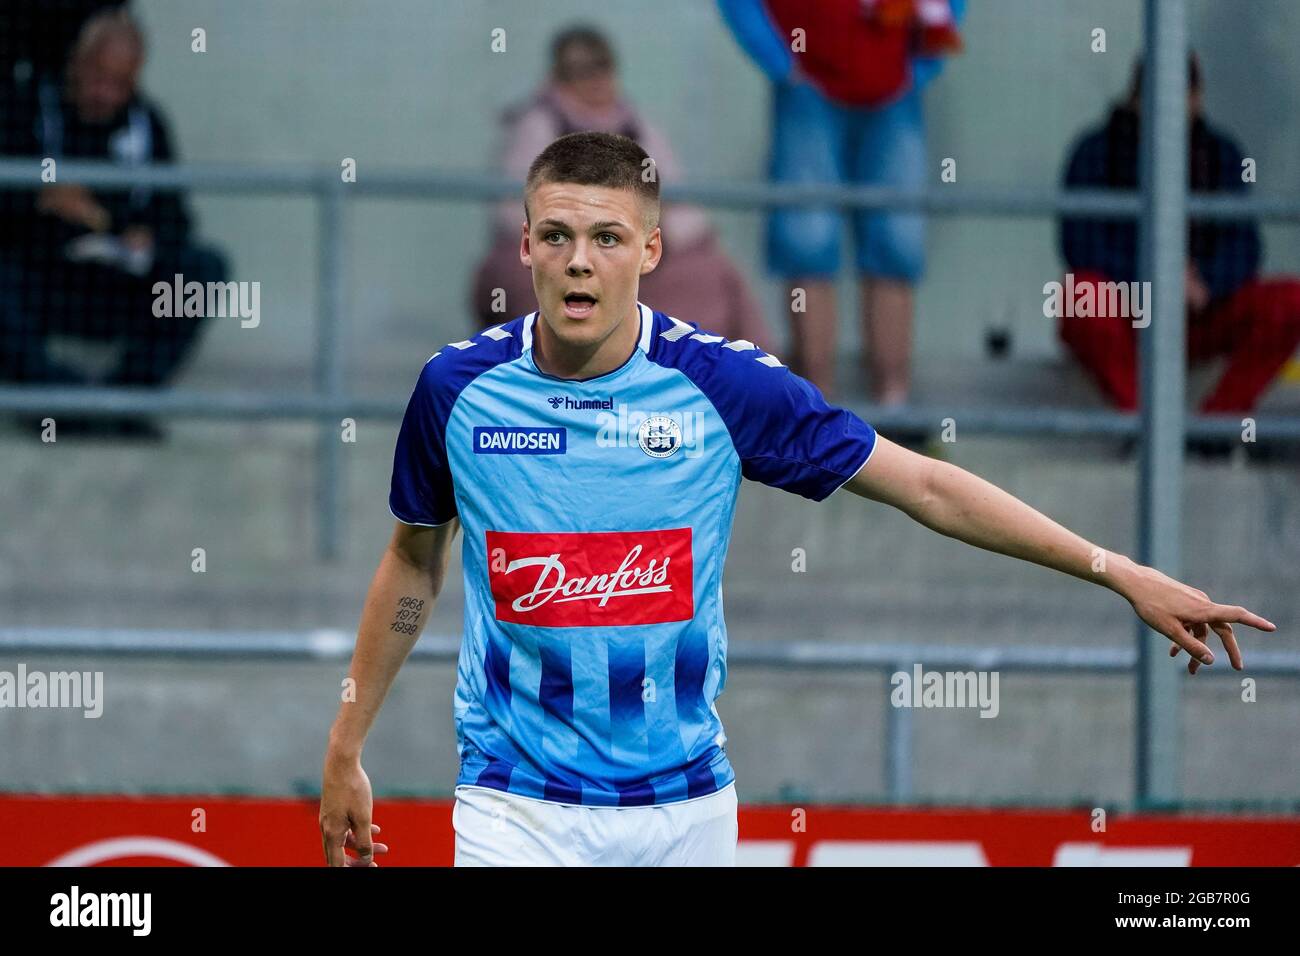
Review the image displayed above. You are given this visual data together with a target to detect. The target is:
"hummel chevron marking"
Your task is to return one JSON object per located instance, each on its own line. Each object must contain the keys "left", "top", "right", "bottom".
{"left": 659, "top": 317, "right": 694, "bottom": 341}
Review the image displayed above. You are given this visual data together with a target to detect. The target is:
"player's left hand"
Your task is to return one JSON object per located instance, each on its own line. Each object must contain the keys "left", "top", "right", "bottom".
{"left": 1123, "top": 563, "right": 1276, "bottom": 674}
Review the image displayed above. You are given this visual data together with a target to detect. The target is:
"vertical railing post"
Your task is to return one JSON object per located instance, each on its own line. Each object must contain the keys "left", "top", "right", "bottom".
{"left": 885, "top": 663, "right": 914, "bottom": 802}
{"left": 315, "top": 177, "right": 347, "bottom": 561}
{"left": 1136, "top": 0, "right": 1187, "bottom": 808}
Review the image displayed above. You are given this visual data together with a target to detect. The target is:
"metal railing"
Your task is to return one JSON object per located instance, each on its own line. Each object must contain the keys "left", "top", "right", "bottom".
{"left": 3, "top": 626, "right": 1298, "bottom": 806}
{"left": 2, "top": 161, "right": 1299, "bottom": 564}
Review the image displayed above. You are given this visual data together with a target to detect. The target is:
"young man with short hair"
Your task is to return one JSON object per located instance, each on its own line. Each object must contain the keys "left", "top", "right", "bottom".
{"left": 320, "top": 132, "right": 1274, "bottom": 868}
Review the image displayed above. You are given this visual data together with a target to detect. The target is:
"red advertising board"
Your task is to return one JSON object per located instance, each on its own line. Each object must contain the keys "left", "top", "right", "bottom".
{"left": 2, "top": 794, "right": 1297, "bottom": 866}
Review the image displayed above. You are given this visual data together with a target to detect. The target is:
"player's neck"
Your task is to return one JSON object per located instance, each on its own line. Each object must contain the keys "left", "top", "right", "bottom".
{"left": 533, "top": 304, "right": 639, "bottom": 380}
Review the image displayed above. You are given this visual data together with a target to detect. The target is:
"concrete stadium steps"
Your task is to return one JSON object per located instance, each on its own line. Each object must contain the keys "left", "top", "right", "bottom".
{"left": 2, "top": 419, "right": 1295, "bottom": 639}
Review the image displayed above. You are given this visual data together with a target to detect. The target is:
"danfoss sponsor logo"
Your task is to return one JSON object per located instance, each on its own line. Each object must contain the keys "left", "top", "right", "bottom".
{"left": 507, "top": 545, "right": 670, "bottom": 611}
{"left": 486, "top": 529, "right": 694, "bottom": 627}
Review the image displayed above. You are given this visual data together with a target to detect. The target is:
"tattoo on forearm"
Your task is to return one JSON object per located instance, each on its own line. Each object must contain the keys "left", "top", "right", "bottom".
{"left": 389, "top": 596, "right": 425, "bottom": 635}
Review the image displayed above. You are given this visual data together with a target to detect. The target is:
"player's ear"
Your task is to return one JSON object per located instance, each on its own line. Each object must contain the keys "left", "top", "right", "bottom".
{"left": 520, "top": 221, "right": 532, "bottom": 267}
{"left": 639, "top": 225, "right": 662, "bottom": 275}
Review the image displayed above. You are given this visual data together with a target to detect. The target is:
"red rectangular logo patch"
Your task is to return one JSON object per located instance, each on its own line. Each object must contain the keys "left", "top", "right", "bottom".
{"left": 485, "top": 528, "right": 694, "bottom": 627}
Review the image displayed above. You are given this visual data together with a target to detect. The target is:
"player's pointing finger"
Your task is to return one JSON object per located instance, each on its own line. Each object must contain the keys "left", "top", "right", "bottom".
{"left": 1210, "top": 604, "right": 1275, "bottom": 632}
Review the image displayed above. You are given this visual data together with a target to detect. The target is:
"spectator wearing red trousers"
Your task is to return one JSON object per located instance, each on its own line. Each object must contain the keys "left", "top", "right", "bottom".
{"left": 1058, "top": 55, "right": 1300, "bottom": 443}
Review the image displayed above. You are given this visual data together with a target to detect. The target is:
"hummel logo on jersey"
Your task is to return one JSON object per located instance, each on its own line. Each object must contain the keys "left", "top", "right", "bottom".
{"left": 547, "top": 395, "right": 615, "bottom": 411}
{"left": 474, "top": 426, "right": 566, "bottom": 454}
{"left": 486, "top": 529, "right": 694, "bottom": 627}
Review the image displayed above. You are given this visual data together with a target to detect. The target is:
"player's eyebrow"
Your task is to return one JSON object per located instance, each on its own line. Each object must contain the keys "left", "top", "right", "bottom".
{"left": 537, "top": 218, "right": 629, "bottom": 233}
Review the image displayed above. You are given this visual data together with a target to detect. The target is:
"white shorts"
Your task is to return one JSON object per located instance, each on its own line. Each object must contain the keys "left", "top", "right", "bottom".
{"left": 452, "top": 782, "right": 738, "bottom": 867}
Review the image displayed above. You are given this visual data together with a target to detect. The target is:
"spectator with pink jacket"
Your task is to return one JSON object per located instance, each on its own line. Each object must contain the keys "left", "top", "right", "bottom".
{"left": 469, "top": 25, "right": 772, "bottom": 350}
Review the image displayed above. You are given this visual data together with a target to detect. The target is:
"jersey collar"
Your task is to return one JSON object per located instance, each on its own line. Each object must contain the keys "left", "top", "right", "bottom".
{"left": 521, "top": 301, "right": 652, "bottom": 355}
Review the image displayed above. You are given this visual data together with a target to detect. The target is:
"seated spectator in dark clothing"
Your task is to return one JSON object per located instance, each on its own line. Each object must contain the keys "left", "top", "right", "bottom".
{"left": 0, "top": 8, "right": 227, "bottom": 392}
{"left": 1058, "top": 53, "right": 1300, "bottom": 418}
{"left": 0, "top": 0, "right": 129, "bottom": 83}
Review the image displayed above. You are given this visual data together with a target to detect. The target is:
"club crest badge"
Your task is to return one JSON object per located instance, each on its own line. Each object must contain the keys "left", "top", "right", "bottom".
{"left": 637, "top": 415, "right": 682, "bottom": 459}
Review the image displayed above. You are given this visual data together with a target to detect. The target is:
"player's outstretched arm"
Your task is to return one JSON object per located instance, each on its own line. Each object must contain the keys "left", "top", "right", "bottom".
{"left": 319, "top": 518, "right": 460, "bottom": 866}
{"left": 843, "top": 437, "right": 1276, "bottom": 674}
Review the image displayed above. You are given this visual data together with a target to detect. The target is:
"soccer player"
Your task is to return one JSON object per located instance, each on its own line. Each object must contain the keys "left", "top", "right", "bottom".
{"left": 319, "top": 131, "right": 1276, "bottom": 868}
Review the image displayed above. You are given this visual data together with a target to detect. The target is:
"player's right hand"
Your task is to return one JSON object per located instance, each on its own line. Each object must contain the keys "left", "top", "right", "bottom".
{"left": 320, "top": 758, "right": 390, "bottom": 866}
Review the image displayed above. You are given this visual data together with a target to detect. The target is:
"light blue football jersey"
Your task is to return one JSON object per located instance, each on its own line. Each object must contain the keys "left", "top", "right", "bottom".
{"left": 390, "top": 302, "right": 877, "bottom": 806}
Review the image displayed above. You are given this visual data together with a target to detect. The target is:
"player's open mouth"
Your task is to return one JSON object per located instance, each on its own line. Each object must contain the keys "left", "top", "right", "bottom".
{"left": 563, "top": 292, "right": 598, "bottom": 319}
